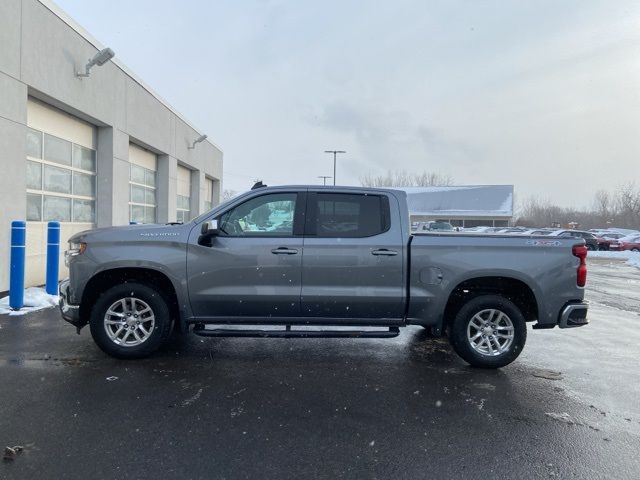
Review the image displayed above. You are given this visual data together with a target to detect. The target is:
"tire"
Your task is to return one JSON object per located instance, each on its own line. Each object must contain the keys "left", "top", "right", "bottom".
{"left": 89, "top": 282, "right": 173, "bottom": 359}
{"left": 632, "top": 248, "right": 639, "bottom": 253}
{"left": 449, "top": 295, "right": 527, "bottom": 369}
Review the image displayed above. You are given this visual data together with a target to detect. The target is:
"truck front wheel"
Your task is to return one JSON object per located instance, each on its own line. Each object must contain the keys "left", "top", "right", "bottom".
{"left": 89, "top": 282, "right": 173, "bottom": 359}
{"left": 449, "top": 295, "right": 527, "bottom": 368}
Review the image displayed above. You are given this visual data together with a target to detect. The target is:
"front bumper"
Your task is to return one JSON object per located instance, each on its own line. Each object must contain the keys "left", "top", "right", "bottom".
{"left": 558, "top": 301, "right": 589, "bottom": 328}
{"left": 59, "top": 279, "right": 83, "bottom": 329}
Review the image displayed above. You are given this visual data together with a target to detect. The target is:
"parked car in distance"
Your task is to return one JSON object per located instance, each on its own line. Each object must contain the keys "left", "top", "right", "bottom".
{"left": 607, "top": 228, "right": 640, "bottom": 236}
{"left": 427, "top": 220, "right": 454, "bottom": 232}
{"left": 594, "top": 232, "right": 626, "bottom": 251}
{"left": 548, "top": 230, "right": 599, "bottom": 250}
{"left": 609, "top": 234, "right": 640, "bottom": 252}
{"left": 415, "top": 220, "right": 454, "bottom": 232}
{"left": 497, "top": 227, "right": 529, "bottom": 234}
{"left": 462, "top": 226, "right": 493, "bottom": 233}
{"left": 517, "top": 229, "right": 553, "bottom": 236}
{"left": 464, "top": 226, "right": 509, "bottom": 233}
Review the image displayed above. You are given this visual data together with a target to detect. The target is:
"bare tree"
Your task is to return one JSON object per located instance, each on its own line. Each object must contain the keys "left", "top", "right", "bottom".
{"left": 360, "top": 170, "right": 453, "bottom": 187}
{"left": 514, "top": 184, "right": 640, "bottom": 229}
{"left": 615, "top": 183, "right": 640, "bottom": 228}
{"left": 516, "top": 196, "right": 567, "bottom": 227}
{"left": 593, "top": 190, "right": 612, "bottom": 226}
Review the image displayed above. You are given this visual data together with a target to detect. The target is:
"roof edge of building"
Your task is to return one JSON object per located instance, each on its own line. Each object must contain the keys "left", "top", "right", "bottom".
{"left": 39, "top": 0, "right": 223, "bottom": 153}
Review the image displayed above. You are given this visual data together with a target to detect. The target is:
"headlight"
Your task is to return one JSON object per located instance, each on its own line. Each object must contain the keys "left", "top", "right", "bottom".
{"left": 68, "top": 242, "right": 87, "bottom": 256}
{"left": 65, "top": 242, "right": 87, "bottom": 266}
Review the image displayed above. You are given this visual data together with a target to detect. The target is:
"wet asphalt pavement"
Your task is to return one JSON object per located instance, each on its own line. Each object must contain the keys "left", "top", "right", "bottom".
{"left": 1, "top": 259, "right": 639, "bottom": 479}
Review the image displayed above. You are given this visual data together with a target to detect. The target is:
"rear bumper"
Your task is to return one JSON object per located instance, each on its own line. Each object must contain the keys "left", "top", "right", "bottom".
{"left": 558, "top": 302, "right": 589, "bottom": 328}
{"left": 59, "top": 279, "right": 82, "bottom": 328}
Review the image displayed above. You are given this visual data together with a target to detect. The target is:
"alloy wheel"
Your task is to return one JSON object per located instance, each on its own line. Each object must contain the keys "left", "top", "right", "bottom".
{"left": 467, "top": 308, "right": 515, "bottom": 356}
{"left": 104, "top": 297, "right": 156, "bottom": 347}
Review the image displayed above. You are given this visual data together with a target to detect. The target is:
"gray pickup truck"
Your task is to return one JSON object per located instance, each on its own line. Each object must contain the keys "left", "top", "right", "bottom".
{"left": 59, "top": 185, "right": 589, "bottom": 368}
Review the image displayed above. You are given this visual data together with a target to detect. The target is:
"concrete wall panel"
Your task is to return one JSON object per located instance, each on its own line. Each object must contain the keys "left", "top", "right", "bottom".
{"left": 113, "top": 128, "right": 129, "bottom": 162}
{"left": 157, "top": 155, "right": 177, "bottom": 224}
{"left": 112, "top": 158, "right": 131, "bottom": 226}
{"left": 21, "top": 0, "right": 123, "bottom": 128}
{"left": 0, "top": 73, "right": 27, "bottom": 124}
{"left": 0, "top": 0, "right": 21, "bottom": 79}
{"left": 0, "top": 118, "right": 27, "bottom": 292}
{"left": 96, "top": 127, "right": 115, "bottom": 228}
{"left": 125, "top": 79, "right": 172, "bottom": 154}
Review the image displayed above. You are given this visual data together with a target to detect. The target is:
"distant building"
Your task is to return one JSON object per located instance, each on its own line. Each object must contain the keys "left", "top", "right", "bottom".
{"left": 398, "top": 185, "right": 514, "bottom": 228}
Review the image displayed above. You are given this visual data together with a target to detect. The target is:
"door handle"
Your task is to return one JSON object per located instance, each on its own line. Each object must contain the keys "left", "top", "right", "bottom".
{"left": 371, "top": 249, "right": 398, "bottom": 256}
{"left": 271, "top": 247, "right": 298, "bottom": 255}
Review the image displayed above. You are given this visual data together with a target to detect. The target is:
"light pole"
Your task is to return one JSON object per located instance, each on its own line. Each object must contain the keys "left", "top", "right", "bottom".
{"left": 324, "top": 150, "right": 346, "bottom": 186}
{"left": 317, "top": 175, "right": 332, "bottom": 185}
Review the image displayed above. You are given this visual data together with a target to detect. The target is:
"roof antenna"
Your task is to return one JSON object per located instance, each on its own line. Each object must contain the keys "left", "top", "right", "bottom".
{"left": 251, "top": 180, "right": 266, "bottom": 190}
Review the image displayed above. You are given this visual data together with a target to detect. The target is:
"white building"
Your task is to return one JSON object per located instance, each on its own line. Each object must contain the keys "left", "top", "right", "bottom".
{"left": 0, "top": 0, "right": 223, "bottom": 292}
{"left": 400, "top": 185, "right": 514, "bottom": 228}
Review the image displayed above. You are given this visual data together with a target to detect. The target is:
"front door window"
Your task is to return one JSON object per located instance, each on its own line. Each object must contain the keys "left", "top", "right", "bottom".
{"left": 218, "top": 193, "right": 296, "bottom": 236}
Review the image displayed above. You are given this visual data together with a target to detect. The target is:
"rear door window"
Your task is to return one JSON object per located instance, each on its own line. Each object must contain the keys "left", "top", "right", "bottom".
{"left": 308, "top": 193, "right": 390, "bottom": 237}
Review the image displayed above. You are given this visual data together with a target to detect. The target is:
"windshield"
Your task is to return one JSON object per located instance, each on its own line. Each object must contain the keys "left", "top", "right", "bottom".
{"left": 193, "top": 190, "right": 247, "bottom": 224}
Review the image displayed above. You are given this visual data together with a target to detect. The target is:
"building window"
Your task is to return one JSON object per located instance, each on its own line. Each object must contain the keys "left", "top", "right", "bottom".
{"left": 176, "top": 195, "right": 190, "bottom": 223}
{"left": 25, "top": 128, "right": 96, "bottom": 223}
{"left": 129, "top": 164, "right": 156, "bottom": 224}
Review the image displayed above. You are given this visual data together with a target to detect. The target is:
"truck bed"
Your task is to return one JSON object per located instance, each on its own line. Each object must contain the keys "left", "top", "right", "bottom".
{"left": 407, "top": 233, "right": 585, "bottom": 327}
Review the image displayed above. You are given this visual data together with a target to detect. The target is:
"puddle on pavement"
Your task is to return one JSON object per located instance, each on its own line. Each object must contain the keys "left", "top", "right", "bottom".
{"left": 0, "top": 356, "right": 92, "bottom": 368}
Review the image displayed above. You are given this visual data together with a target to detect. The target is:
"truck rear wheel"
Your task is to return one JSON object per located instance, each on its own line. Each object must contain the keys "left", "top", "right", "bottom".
{"left": 89, "top": 282, "right": 173, "bottom": 359}
{"left": 449, "top": 295, "right": 527, "bottom": 368}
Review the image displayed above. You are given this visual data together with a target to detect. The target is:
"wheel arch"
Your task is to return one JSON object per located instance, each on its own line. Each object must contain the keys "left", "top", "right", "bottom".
{"left": 80, "top": 267, "right": 183, "bottom": 331}
{"left": 442, "top": 275, "right": 539, "bottom": 331}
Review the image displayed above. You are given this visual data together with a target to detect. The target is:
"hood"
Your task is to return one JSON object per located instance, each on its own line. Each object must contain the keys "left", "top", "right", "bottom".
{"left": 68, "top": 222, "right": 193, "bottom": 245}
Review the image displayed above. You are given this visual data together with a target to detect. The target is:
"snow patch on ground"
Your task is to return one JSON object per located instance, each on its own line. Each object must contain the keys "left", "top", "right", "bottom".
{"left": 589, "top": 251, "right": 640, "bottom": 269}
{"left": 0, "top": 287, "right": 59, "bottom": 316}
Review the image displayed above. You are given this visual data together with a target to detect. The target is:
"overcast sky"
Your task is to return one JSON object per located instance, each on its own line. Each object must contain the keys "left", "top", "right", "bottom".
{"left": 55, "top": 0, "right": 640, "bottom": 207}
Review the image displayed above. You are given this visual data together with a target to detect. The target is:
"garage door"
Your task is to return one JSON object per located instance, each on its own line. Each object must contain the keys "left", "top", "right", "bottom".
{"left": 177, "top": 165, "right": 191, "bottom": 222}
{"left": 25, "top": 97, "right": 97, "bottom": 287}
{"left": 128, "top": 143, "right": 157, "bottom": 224}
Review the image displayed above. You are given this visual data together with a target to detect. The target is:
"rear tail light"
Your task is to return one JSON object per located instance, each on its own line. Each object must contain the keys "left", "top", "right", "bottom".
{"left": 572, "top": 244, "right": 588, "bottom": 287}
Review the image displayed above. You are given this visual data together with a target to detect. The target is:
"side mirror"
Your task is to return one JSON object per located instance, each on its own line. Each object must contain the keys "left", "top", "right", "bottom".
{"left": 201, "top": 219, "right": 219, "bottom": 236}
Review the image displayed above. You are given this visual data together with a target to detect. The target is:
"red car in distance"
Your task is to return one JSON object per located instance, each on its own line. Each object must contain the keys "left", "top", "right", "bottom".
{"left": 595, "top": 232, "right": 625, "bottom": 251}
{"left": 609, "top": 234, "right": 640, "bottom": 252}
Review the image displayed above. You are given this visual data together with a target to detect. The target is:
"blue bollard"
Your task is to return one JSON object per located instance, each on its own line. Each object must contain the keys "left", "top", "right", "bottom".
{"left": 46, "top": 221, "right": 61, "bottom": 295}
{"left": 9, "top": 220, "right": 26, "bottom": 310}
